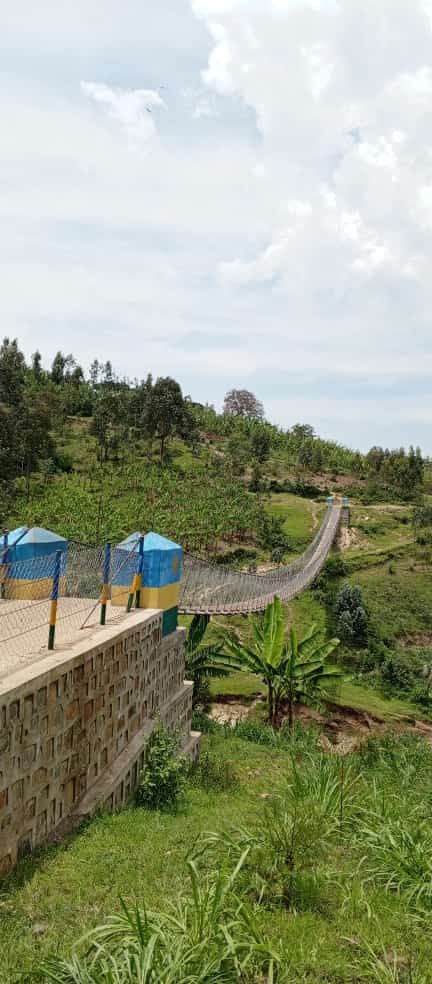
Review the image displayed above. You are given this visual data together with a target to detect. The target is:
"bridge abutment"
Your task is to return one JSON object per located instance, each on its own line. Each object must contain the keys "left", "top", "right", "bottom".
{"left": 0, "top": 609, "right": 199, "bottom": 878}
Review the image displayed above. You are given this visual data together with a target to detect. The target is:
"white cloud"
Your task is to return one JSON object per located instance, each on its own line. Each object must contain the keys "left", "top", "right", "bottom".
{"left": 81, "top": 83, "right": 164, "bottom": 150}
{"left": 1, "top": 0, "right": 432, "bottom": 449}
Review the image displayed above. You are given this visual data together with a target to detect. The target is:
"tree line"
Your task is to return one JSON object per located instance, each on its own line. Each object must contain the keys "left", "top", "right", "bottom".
{"left": 0, "top": 339, "right": 425, "bottom": 505}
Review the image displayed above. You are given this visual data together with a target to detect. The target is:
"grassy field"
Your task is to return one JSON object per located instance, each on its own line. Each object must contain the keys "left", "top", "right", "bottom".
{"left": 0, "top": 736, "right": 291, "bottom": 982}
{"left": 355, "top": 558, "right": 432, "bottom": 641}
{"left": 4, "top": 731, "right": 432, "bottom": 982}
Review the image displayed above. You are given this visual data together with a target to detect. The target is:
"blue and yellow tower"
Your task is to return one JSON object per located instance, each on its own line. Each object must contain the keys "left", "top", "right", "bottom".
{"left": 3, "top": 526, "right": 68, "bottom": 600}
{"left": 111, "top": 532, "right": 182, "bottom": 636}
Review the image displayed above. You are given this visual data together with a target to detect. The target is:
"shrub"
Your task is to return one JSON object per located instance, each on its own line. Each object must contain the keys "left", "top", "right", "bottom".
{"left": 189, "top": 750, "right": 239, "bottom": 792}
{"left": 191, "top": 710, "right": 224, "bottom": 735}
{"left": 334, "top": 583, "right": 368, "bottom": 646}
{"left": 135, "top": 727, "right": 188, "bottom": 811}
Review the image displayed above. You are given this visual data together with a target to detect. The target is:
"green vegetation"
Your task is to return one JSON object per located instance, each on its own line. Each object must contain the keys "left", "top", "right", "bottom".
{"left": 5, "top": 730, "right": 432, "bottom": 982}
{"left": 221, "top": 597, "right": 341, "bottom": 726}
{"left": 135, "top": 727, "right": 188, "bottom": 812}
{"left": 4, "top": 338, "right": 432, "bottom": 979}
{"left": 184, "top": 614, "right": 230, "bottom": 706}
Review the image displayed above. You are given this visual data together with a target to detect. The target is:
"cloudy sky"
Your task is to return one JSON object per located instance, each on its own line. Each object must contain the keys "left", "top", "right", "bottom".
{"left": 3, "top": 0, "right": 432, "bottom": 451}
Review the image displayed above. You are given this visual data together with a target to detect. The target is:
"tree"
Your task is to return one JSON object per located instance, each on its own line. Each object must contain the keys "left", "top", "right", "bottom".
{"left": 251, "top": 429, "right": 271, "bottom": 463}
{"left": 31, "top": 350, "right": 43, "bottom": 381}
{"left": 223, "top": 389, "right": 264, "bottom": 420}
{"left": 334, "top": 584, "right": 368, "bottom": 647}
{"left": 256, "top": 513, "right": 290, "bottom": 563}
{"left": 0, "top": 337, "right": 26, "bottom": 406}
{"left": 185, "top": 615, "right": 230, "bottom": 706}
{"left": 226, "top": 434, "right": 251, "bottom": 477}
{"left": 142, "top": 377, "right": 195, "bottom": 464}
{"left": 222, "top": 597, "right": 341, "bottom": 726}
{"left": 90, "top": 390, "right": 128, "bottom": 464}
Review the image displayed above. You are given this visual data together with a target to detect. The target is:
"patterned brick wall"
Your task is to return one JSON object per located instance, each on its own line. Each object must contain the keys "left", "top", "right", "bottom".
{"left": 0, "top": 612, "right": 194, "bottom": 877}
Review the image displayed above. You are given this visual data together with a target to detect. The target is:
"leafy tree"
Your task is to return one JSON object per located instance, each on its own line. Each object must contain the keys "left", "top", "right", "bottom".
{"left": 222, "top": 596, "right": 341, "bottom": 726}
{"left": 0, "top": 337, "right": 26, "bottom": 405}
{"left": 0, "top": 338, "right": 55, "bottom": 491}
{"left": 51, "top": 351, "right": 71, "bottom": 386}
{"left": 142, "top": 376, "right": 195, "bottom": 464}
{"left": 90, "top": 390, "right": 128, "bottom": 464}
{"left": 226, "top": 434, "right": 250, "bottom": 477}
{"left": 31, "top": 349, "right": 43, "bottom": 381}
{"left": 257, "top": 513, "right": 290, "bottom": 563}
{"left": 251, "top": 429, "right": 271, "bottom": 463}
{"left": 334, "top": 584, "right": 368, "bottom": 647}
{"left": 185, "top": 614, "right": 229, "bottom": 706}
{"left": 223, "top": 388, "right": 264, "bottom": 419}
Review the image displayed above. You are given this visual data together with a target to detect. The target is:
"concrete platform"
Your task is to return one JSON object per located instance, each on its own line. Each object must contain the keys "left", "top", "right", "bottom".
{"left": 0, "top": 597, "right": 136, "bottom": 682}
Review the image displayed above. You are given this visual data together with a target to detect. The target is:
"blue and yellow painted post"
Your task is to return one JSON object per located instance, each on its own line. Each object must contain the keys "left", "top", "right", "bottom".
{"left": 141, "top": 533, "right": 182, "bottom": 637}
{"left": 5, "top": 527, "right": 67, "bottom": 599}
{"left": 100, "top": 544, "right": 111, "bottom": 626}
{"left": 1, "top": 530, "right": 8, "bottom": 600}
{"left": 48, "top": 551, "right": 62, "bottom": 651}
{"left": 111, "top": 532, "right": 183, "bottom": 637}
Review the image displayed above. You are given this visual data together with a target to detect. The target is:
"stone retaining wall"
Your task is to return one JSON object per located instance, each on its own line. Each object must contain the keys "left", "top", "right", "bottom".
{"left": 0, "top": 609, "right": 198, "bottom": 876}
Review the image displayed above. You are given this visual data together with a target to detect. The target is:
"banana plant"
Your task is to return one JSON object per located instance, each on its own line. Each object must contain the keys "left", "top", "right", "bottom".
{"left": 222, "top": 596, "right": 342, "bottom": 727}
{"left": 185, "top": 614, "right": 230, "bottom": 706}
{"left": 283, "top": 624, "right": 343, "bottom": 729}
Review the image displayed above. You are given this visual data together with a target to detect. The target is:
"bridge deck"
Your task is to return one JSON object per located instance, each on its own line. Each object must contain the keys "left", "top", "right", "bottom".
{"left": 0, "top": 598, "right": 132, "bottom": 681}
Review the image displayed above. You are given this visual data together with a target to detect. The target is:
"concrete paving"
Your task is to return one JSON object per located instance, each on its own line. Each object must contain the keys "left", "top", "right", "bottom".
{"left": 0, "top": 598, "right": 131, "bottom": 681}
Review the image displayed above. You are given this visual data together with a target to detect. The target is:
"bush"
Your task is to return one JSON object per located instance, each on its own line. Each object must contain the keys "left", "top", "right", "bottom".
{"left": 334, "top": 583, "right": 368, "bottom": 647}
{"left": 135, "top": 727, "right": 188, "bottom": 811}
{"left": 189, "top": 750, "right": 239, "bottom": 792}
{"left": 325, "top": 555, "right": 348, "bottom": 578}
{"left": 192, "top": 710, "right": 224, "bottom": 734}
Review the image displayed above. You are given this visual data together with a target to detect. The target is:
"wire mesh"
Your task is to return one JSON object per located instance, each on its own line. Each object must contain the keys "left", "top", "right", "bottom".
{"left": 0, "top": 542, "right": 137, "bottom": 678}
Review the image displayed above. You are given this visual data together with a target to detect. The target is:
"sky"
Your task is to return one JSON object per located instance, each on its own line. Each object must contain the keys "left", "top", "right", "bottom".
{"left": 2, "top": 0, "right": 432, "bottom": 452}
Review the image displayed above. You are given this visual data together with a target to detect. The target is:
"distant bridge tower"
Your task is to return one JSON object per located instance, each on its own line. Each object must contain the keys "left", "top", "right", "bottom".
{"left": 341, "top": 497, "right": 351, "bottom": 526}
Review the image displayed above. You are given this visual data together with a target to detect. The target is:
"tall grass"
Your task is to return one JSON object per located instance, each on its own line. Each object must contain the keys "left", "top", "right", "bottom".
{"left": 41, "top": 855, "right": 279, "bottom": 983}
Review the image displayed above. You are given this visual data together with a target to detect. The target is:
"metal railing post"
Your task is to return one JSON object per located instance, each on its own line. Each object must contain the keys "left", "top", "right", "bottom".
{"left": 48, "top": 551, "right": 62, "bottom": 651}
{"left": 100, "top": 543, "right": 111, "bottom": 625}
{"left": 1, "top": 529, "right": 8, "bottom": 600}
{"left": 135, "top": 534, "right": 145, "bottom": 609}
{"left": 126, "top": 535, "right": 145, "bottom": 613}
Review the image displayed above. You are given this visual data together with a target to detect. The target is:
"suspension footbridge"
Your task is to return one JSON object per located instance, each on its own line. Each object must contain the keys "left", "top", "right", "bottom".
{"left": 179, "top": 503, "right": 342, "bottom": 614}
{"left": 0, "top": 504, "right": 342, "bottom": 670}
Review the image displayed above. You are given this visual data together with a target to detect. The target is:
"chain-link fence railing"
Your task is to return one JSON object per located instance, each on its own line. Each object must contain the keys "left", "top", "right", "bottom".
{"left": 0, "top": 542, "right": 142, "bottom": 677}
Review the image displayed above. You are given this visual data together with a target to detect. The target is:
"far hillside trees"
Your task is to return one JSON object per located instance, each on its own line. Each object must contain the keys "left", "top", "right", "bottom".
{"left": 223, "top": 388, "right": 264, "bottom": 420}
